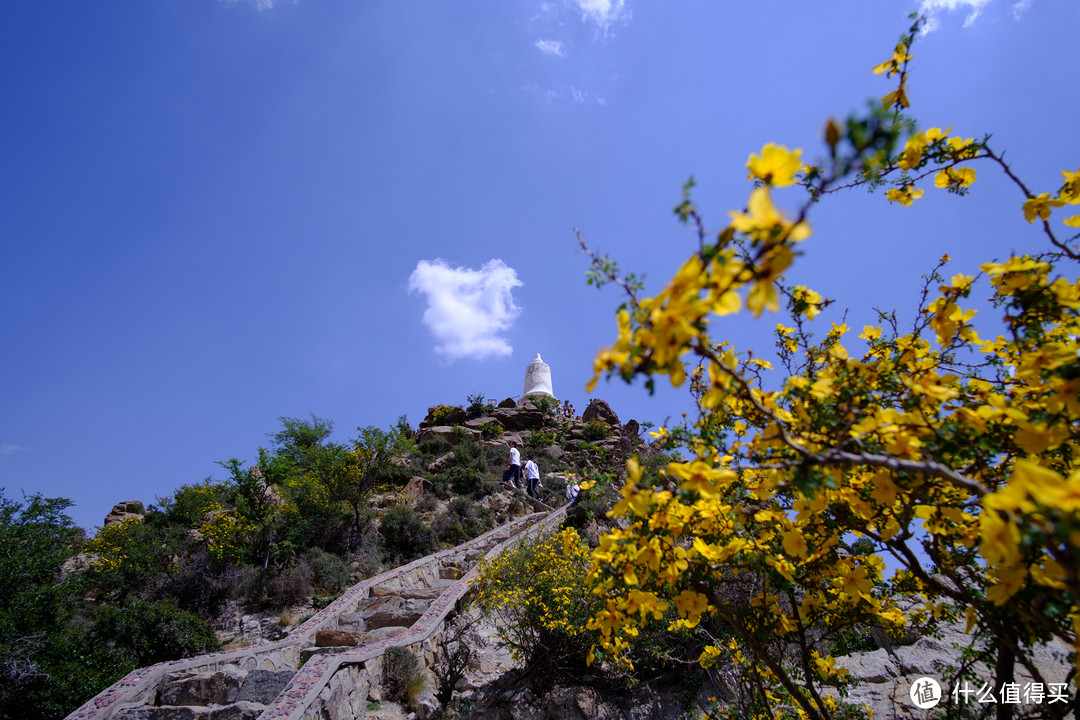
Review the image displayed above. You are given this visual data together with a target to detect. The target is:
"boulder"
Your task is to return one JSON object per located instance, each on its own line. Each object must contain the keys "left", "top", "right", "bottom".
{"left": 622, "top": 418, "right": 639, "bottom": 438}
{"left": 444, "top": 406, "right": 468, "bottom": 425}
{"left": 360, "top": 596, "right": 429, "bottom": 630}
{"left": 497, "top": 397, "right": 517, "bottom": 409}
{"left": 581, "top": 399, "right": 619, "bottom": 426}
{"left": 371, "top": 585, "right": 444, "bottom": 600}
{"left": 416, "top": 426, "right": 480, "bottom": 445}
{"left": 464, "top": 417, "right": 504, "bottom": 437}
{"left": 414, "top": 690, "right": 441, "bottom": 720}
{"left": 420, "top": 405, "right": 468, "bottom": 428}
{"left": 363, "top": 626, "right": 408, "bottom": 643}
{"left": 235, "top": 669, "right": 294, "bottom": 705}
{"left": 402, "top": 476, "right": 428, "bottom": 500}
{"left": 60, "top": 552, "right": 98, "bottom": 581}
{"left": 545, "top": 445, "right": 566, "bottom": 460}
{"left": 338, "top": 611, "right": 367, "bottom": 632}
{"left": 491, "top": 407, "right": 545, "bottom": 431}
{"left": 427, "top": 452, "right": 456, "bottom": 473}
{"left": 117, "top": 704, "right": 266, "bottom": 720}
{"left": 159, "top": 669, "right": 244, "bottom": 706}
{"left": 315, "top": 630, "right": 366, "bottom": 647}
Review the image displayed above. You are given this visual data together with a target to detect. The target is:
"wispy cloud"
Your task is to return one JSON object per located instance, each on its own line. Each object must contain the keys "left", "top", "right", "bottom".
{"left": 523, "top": 83, "right": 606, "bottom": 105}
{"left": 919, "top": 0, "right": 993, "bottom": 31}
{"left": 408, "top": 259, "right": 523, "bottom": 362}
{"left": 574, "top": 0, "right": 631, "bottom": 36}
{"left": 535, "top": 39, "right": 566, "bottom": 57}
{"left": 0, "top": 443, "right": 27, "bottom": 455}
{"left": 220, "top": 0, "right": 280, "bottom": 12}
{"left": 1010, "top": 0, "right": 1033, "bottom": 19}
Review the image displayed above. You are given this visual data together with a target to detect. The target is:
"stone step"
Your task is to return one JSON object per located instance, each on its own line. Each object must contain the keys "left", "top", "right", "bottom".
{"left": 346, "top": 596, "right": 431, "bottom": 631}
{"left": 369, "top": 584, "right": 445, "bottom": 600}
{"left": 149, "top": 669, "right": 294, "bottom": 710}
{"left": 115, "top": 700, "right": 266, "bottom": 720}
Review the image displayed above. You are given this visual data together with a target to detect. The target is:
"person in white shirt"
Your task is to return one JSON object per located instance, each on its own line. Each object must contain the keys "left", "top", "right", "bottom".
{"left": 566, "top": 478, "right": 580, "bottom": 504}
{"left": 523, "top": 454, "right": 541, "bottom": 500}
{"left": 502, "top": 440, "right": 523, "bottom": 488}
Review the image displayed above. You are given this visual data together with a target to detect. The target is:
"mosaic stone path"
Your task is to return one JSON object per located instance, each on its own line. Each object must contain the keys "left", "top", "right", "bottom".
{"left": 66, "top": 504, "right": 568, "bottom": 720}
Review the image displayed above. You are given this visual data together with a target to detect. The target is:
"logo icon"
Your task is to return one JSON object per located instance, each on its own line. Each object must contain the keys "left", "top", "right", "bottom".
{"left": 910, "top": 677, "right": 942, "bottom": 708}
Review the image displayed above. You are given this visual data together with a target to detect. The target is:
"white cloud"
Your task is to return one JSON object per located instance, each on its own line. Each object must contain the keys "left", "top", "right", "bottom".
{"left": 0, "top": 443, "right": 27, "bottom": 455}
{"left": 1011, "top": 0, "right": 1033, "bottom": 19}
{"left": 535, "top": 39, "right": 565, "bottom": 57}
{"left": 220, "top": 0, "right": 280, "bottom": 12}
{"left": 408, "top": 259, "right": 523, "bottom": 362}
{"left": 919, "top": 0, "right": 993, "bottom": 31}
{"left": 574, "top": 0, "right": 631, "bottom": 36}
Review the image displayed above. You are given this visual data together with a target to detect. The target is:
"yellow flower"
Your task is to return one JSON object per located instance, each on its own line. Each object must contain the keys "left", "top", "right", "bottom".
{"left": 665, "top": 461, "right": 737, "bottom": 498}
{"left": 791, "top": 285, "right": 823, "bottom": 319}
{"left": 782, "top": 530, "right": 808, "bottom": 558}
{"left": 872, "top": 43, "right": 911, "bottom": 77}
{"left": 1022, "top": 193, "right": 1065, "bottom": 222}
{"left": 881, "top": 84, "right": 910, "bottom": 110}
{"left": 673, "top": 589, "right": 710, "bottom": 625}
{"left": 886, "top": 184, "right": 924, "bottom": 207}
{"left": 835, "top": 564, "right": 873, "bottom": 600}
{"left": 729, "top": 187, "right": 811, "bottom": 243}
{"left": 746, "top": 143, "right": 803, "bottom": 187}
{"left": 1059, "top": 168, "right": 1080, "bottom": 204}
{"left": 934, "top": 166, "right": 976, "bottom": 189}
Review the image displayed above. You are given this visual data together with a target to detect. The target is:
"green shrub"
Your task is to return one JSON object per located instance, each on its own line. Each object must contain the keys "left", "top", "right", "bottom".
{"left": 432, "top": 513, "right": 468, "bottom": 545}
{"left": 433, "top": 498, "right": 494, "bottom": 544}
{"left": 441, "top": 466, "right": 484, "bottom": 497}
{"left": 159, "top": 548, "right": 241, "bottom": 615}
{"left": 384, "top": 646, "right": 428, "bottom": 706}
{"left": 581, "top": 420, "right": 611, "bottom": 441}
{"left": 85, "top": 598, "right": 221, "bottom": 666}
{"left": 159, "top": 479, "right": 228, "bottom": 526}
{"left": 450, "top": 441, "right": 487, "bottom": 471}
{"left": 526, "top": 430, "right": 557, "bottom": 449}
{"left": 415, "top": 493, "right": 439, "bottom": 513}
{"left": 479, "top": 421, "right": 502, "bottom": 440}
{"left": 831, "top": 626, "right": 877, "bottom": 657}
{"left": 265, "top": 561, "right": 315, "bottom": 609}
{"left": 417, "top": 436, "right": 451, "bottom": 458}
{"left": 277, "top": 473, "right": 352, "bottom": 554}
{"left": 380, "top": 505, "right": 437, "bottom": 563}
{"left": 530, "top": 395, "right": 559, "bottom": 423}
{"left": 304, "top": 548, "right": 351, "bottom": 594}
{"left": 466, "top": 393, "right": 494, "bottom": 420}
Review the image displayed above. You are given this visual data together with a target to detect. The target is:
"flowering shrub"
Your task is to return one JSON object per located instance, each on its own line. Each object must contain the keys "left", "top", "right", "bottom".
{"left": 162, "top": 479, "right": 228, "bottom": 526}
{"left": 197, "top": 507, "right": 253, "bottom": 566}
{"left": 582, "top": 15, "right": 1080, "bottom": 719}
{"left": 84, "top": 516, "right": 181, "bottom": 592}
{"left": 473, "top": 527, "right": 597, "bottom": 678}
{"left": 430, "top": 404, "right": 457, "bottom": 425}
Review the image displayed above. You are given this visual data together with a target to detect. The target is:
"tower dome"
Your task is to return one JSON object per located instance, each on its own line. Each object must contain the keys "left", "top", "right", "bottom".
{"left": 522, "top": 353, "right": 554, "bottom": 399}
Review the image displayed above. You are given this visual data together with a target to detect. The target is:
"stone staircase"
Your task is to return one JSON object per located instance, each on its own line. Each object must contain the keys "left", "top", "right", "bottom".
{"left": 68, "top": 504, "right": 569, "bottom": 720}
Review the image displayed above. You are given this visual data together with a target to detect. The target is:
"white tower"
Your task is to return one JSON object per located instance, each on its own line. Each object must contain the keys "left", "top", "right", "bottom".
{"left": 522, "top": 353, "right": 554, "bottom": 399}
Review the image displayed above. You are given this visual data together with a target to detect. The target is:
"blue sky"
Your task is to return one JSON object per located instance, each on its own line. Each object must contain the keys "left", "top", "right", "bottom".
{"left": 1, "top": 0, "right": 1077, "bottom": 533}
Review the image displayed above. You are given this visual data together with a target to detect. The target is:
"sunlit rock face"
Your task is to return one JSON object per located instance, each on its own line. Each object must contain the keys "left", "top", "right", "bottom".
{"left": 522, "top": 353, "right": 554, "bottom": 399}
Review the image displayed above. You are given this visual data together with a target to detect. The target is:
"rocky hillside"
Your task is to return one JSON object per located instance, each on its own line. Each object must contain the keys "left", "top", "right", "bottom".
{"left": 3, "top": 393, "right": 668, "bottom": 720}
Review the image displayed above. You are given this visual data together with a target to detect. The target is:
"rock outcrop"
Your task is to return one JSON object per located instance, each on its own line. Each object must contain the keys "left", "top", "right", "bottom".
{"left": 581, "top": 399, "right": 620, "bottom": 425}
{"left": 104, "top": 500, "right": 145, "bottom": 527}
